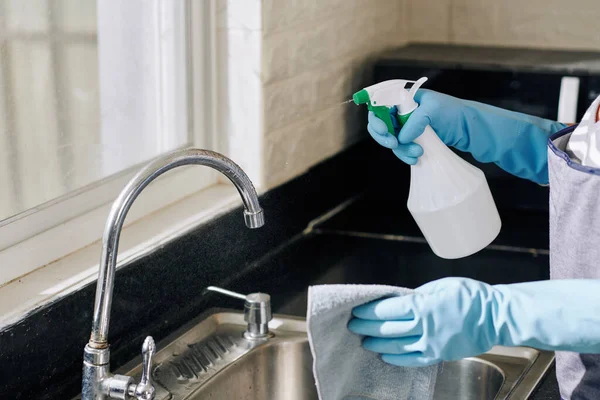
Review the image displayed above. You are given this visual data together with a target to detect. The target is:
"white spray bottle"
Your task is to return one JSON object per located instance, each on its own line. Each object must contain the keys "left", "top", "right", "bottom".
{"left": 353, "top": 77, "right": 501, "bottom": 259}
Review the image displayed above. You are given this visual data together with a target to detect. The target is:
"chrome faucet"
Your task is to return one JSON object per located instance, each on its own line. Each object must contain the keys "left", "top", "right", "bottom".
{"left": 82, "top": 149, "right": 265, "bottom": 400}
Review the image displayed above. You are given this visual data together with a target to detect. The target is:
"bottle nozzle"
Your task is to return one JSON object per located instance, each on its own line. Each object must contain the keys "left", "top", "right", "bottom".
{"left": 352, "top": 89, "right": 370, "bottom": 105}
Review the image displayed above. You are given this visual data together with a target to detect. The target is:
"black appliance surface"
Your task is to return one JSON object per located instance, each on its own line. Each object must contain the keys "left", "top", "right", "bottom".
{"left": 375, "top": 43, "right": 600, "bottom": 122}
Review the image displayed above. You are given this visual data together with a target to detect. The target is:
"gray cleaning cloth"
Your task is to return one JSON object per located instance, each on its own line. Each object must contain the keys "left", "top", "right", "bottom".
{"left": 307, "top": 285, "right": 439, "bottom": 400}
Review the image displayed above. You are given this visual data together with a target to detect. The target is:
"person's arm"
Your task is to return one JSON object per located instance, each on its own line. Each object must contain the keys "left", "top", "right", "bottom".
{"left": 366, "top": 90, "right": 567, "bottom": 185}
{"left": 348, "top": 277, "right": 600, "bottom": 367}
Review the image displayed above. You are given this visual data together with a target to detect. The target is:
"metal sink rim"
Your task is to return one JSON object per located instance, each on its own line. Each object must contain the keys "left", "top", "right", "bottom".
{"left": 114, "top": 311, "right": 555, "bottom": 400}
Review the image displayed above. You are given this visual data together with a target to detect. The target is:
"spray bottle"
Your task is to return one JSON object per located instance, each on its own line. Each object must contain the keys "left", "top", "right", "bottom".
{"left": 353, "top": 77, "right": 501, "bottom": 259}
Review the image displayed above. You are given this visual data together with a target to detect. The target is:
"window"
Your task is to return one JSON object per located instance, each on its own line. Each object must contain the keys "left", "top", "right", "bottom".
{"left": 0, "top": 1, "right": 219, "bottom": 288}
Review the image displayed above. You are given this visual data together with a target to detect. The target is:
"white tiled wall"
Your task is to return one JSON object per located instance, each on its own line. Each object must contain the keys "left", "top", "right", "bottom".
{"left": 262, "top": 1, "right": 407, "bottom": 187}
{"left": 218, "top": 0, "right": 407, "bottom": 189}
{"left": 219, "top": 0, "right": 600, "bottom": 190}
{"left": 410, "top": 0, "right": 600, "bottom": 51}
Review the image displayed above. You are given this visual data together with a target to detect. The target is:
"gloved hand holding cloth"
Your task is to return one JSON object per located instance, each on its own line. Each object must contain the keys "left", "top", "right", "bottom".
{"left": 348, "top": 277, "right": 600, "bottom": 367}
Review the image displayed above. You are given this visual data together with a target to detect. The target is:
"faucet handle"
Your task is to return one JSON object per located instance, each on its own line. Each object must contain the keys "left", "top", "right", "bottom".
{"left": 132, "top": 336, "right": 156, "bottom": 400}
{"left": 207, "top": 286, "right": 272, "bottom": 339}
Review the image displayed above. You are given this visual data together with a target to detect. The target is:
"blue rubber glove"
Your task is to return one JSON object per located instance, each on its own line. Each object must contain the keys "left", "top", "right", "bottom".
{"left": 348, "top": 277, "right": 600, "bottom": 367}
{"left": 367, "top": 90, "right": 567, "bottom": 184}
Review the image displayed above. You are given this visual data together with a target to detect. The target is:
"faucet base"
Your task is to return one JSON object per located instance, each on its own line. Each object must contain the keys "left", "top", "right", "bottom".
{"left": 83, "top": 343, "right": 154, "bottom": 400}
{"left": 82, "top": 345, "right": 110, "bottom": 400}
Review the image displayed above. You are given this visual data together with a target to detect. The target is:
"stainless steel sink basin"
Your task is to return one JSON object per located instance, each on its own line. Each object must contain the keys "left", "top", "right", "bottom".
{"left": 116, "top": 312, "right": 554, "bottom": 400}
{"left": 197, "top": 337, "right": 316, "bottom": 400}
{"left": 434, "top": 358, "right": 504, "bottom": 400}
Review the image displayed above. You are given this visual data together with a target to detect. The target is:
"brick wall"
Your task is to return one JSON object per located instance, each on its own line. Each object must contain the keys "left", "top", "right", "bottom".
{"left": 261, "top": 0, "right": 406, "bottom": 187}
{"left": 215, "top": 1, "right": 406, "bottom": 189}
{"left": 218, "top": 0, "right": 599, "bottom": 191}
{"left": 409, "top": 0, "right": 600, "bottom": 51}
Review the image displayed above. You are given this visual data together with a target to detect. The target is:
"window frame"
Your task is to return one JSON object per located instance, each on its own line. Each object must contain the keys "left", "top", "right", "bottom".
{"left": 0, "top": 0, "right": 220, "bottom": 288}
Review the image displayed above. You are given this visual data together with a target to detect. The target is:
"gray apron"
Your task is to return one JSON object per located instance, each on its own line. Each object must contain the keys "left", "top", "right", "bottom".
{"left": 549, "top": 125, "right": 600, "bottom": 399}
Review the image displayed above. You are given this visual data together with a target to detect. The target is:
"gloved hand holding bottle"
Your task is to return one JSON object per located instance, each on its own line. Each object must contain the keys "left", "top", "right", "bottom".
{"left": 348, "top": 277, "right": 600, "bottom": 367}
{"left": 367, "top": 89, "right": 567, "bottom": 184}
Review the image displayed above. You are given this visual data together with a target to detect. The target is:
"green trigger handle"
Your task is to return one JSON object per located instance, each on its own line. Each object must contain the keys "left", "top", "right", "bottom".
{"left": 352, "top": 88, "right": 413, "bottom": 137}
{"left": 368, "top": 104, "right": 413, "bottom": 137}
{"left": 369, "top": 104, "right": 396, "bottom": 136}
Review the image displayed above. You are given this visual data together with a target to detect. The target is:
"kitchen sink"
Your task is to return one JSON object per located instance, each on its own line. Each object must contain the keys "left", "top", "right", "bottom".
{"left": 116, "top": 312, "right": 554, "bottom": 400}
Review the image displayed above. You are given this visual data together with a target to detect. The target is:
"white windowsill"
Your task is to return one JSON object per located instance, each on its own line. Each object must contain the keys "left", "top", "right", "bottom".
{"left": 0, "top": 183, "right": 245, "bottom": 329}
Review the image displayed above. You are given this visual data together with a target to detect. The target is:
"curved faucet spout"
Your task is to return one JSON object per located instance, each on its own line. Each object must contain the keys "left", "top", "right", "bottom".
{"left": 89, "top": 148, "right": 264, "bottom": 348}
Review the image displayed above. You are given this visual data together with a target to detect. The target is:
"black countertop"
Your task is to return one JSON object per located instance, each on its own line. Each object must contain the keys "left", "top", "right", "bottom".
{"left": 532, "top": 366, "right": 561, "bottom": 400}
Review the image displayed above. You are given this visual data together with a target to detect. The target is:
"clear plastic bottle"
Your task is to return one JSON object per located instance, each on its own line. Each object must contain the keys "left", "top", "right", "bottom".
{"left": 406, "top": 125, "right": 501, "bottom": 259}
{"left": 353, "top": 77, "right": 501, "bottom": 258}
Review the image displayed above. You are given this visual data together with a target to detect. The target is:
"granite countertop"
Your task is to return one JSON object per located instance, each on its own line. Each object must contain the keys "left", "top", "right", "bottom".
{"left": 532, "top": 366, "right": 561, "bottom": 400}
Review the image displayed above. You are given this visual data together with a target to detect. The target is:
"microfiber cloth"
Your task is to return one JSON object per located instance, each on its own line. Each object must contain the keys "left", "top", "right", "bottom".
{"left": 307, "top": 285, "right": 439, "bottom": 400}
